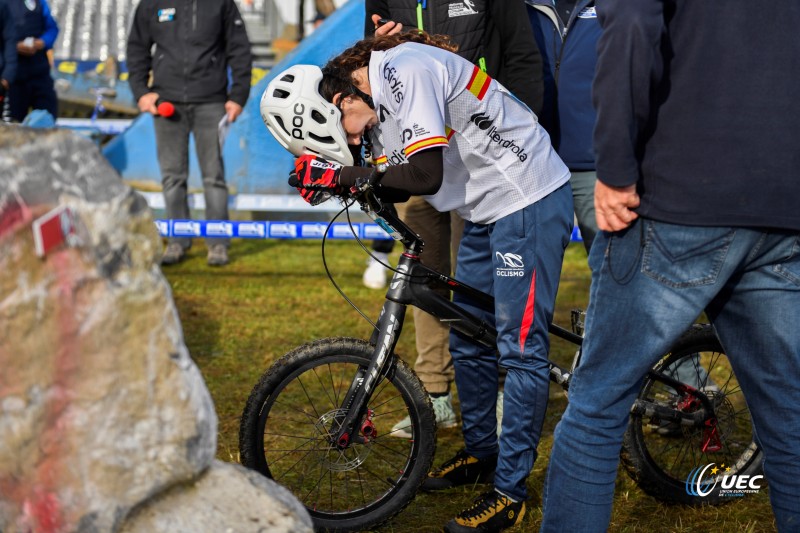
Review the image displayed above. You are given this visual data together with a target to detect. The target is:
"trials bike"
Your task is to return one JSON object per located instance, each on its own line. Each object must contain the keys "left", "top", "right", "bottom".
{"left": 239, "top": 174, "right": 762, "bottom": 532}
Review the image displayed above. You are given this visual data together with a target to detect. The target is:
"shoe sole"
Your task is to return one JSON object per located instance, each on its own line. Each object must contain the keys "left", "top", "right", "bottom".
{"left": 420, "top": 470, "right": 495, "bottom": 492}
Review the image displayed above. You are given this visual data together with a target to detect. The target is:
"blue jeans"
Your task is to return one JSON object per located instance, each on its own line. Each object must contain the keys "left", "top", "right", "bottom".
{"left": 541, "top": 219, "right": 800, "bottom": 532}
{"left": 450, "top": 183, "right": 573, "bottom": 502}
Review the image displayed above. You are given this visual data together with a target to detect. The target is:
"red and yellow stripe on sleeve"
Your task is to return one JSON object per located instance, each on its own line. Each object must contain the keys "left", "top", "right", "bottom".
{"left": 466, "top": 66, "right": 491, "bottom": 100}
{"left": 374, "top": 155, "right": 388, "bottom": 166}
{"left": 404, "top": 136, "right": 449, "bottom": 157}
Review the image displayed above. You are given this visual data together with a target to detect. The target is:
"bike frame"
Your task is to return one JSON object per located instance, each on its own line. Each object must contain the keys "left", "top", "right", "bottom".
{"left": 330, "top": 182, "right": 719, "bottom": 450}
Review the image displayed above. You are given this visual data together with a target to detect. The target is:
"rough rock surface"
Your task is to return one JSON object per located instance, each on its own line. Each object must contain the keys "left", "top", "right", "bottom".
{"left": 120, "top": 461, "right": 312, "bottom": 532}
{"left": 0, "top": 126, "right": 311, "bottom": 533}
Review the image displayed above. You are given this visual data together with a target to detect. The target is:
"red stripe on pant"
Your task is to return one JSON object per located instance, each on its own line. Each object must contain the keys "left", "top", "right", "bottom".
{"left": 519, "top": 269, "right": 537, "bottom": 355}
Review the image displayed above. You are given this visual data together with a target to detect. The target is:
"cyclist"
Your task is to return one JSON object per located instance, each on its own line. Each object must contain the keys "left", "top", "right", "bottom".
{"left": 261, "top": 32, "right": 572, "bottom": 533}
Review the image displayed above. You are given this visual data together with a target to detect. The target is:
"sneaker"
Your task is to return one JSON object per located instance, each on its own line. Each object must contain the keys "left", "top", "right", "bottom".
{"left": 161, "top": 243, "right": 186, "bottom": 266}
{"left": 391, "top": 393, "right": 457, "bottom": 438}
{"left": 362, "top": 253, "right": 388, "bottom": 289}
{"left": 496, "top": 390, "right": 503, "bottom": 437}
{"left": 444, "top": 490, "right": 525, "bottom": 533}
{"left": 421, "top": 449, "right": 496, "bottom": 492}
{"left": 207, "top": 244, "right": 229, "bottom": 266}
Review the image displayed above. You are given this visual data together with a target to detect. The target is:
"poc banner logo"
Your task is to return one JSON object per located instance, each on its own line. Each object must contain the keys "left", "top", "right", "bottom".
{"left": 685, "top": 463, "right": 764, "bottom": 498}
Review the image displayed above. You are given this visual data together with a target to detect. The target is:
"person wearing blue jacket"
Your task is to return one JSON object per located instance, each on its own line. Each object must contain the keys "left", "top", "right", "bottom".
{"left": 6, "top": 0, "right": 58, "bottom": 122}
{"left": 526, "top": 0, "right": 599, "bottom": 252}
{"left": 540, "top": 1, "right": 800, "bottom": 531}
{"left": 0, "top": 0, "right": 17, "bottom": 112}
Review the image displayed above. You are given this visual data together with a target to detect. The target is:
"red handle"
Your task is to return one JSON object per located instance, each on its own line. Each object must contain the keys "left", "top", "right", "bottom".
{"left": 157, "top": 101, "right": 175, "bottom": 118}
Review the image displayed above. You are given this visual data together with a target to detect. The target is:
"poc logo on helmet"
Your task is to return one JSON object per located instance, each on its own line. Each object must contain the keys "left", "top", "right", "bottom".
{"left": 291, "top": 103, "right": 305, "bottom": 139}
{"left": 685, "top": 463, "right": 764, "bottom": 498}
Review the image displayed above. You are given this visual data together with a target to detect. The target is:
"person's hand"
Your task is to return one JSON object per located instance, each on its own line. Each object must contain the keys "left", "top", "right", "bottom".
{"left": 371, "top": 14, "right": 403, "bottom": 36}
{"left": 289, "top": 154, "right": 343, "bottom": 205}
{"left": 225, "top": 100, "right": 243, "bottom": 122}
{"left": 137, "top": 92, "right": 159, "bottom": 114}
{"left": 594, "top": 181, "right": 640, "bottom": 232}
{"left": 17, "top": 37, "right": 43, "bottom": 56}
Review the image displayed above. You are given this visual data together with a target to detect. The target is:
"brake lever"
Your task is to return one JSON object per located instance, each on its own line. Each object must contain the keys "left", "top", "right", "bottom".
{"left": 350, "top": 168, "right": 385, "bottom": 196}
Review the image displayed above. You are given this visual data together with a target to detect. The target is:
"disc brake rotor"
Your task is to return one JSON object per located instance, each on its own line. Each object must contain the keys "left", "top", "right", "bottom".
{"left": 314, "top": 409, "right": 373, "bottom": 472}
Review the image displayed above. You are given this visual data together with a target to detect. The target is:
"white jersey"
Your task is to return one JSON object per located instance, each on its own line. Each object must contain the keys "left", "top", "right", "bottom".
{"left": 367, "top": 42, "right": 569, "bottom": 224}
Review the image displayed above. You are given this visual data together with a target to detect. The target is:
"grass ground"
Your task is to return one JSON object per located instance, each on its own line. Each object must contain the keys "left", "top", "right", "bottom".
{"left": 164, "top": 238, "right": 776, "bottom": 532}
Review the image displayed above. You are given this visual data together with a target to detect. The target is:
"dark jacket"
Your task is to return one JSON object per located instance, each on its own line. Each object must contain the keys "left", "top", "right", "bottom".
{"left": 126, "top": 0, "right": 252, "bottom": 106}
{"left": 6, "top": 0, "right": 58, "bottom": 80}
{"left": 594, "top": 0, "right": 800, "bottom": 231}
{"left": 0, "top": 0, "right": 16, "bottom": 84}
{"left": 365, "top": 0, "right": 544, "bottom": 115}
{"left": 526, "top": 0, "right": 599, "bottom": 170}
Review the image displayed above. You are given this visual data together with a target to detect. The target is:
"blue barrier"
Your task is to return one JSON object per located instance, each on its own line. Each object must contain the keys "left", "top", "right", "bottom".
{"left": 156, "top": 219, "right": 392, "bottom": 240}
{"left": 155, "top": 219, "right": 584, "bottom": 242}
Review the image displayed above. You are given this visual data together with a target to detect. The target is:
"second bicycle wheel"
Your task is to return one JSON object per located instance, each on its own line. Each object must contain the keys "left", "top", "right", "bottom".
{"left": 239, "top": 337, "right": 436, "bottom": 532}
{"left": 621, "top": 324, "right": 762, "bottom": 505}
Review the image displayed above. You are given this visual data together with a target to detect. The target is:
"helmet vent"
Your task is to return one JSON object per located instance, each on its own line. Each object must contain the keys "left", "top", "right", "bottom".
{"left": 280, "top": 74, "right": 295, "bottom": 83}
{"left": 272, "top": 88, "right": 290, "bottom": 99}
{"left": 308, "top": 132, "right": 335, "bottom": 145}
{"left": 310, "top": 109, "right": 327, "bottom": 124}
{"left": 273, "top": 115, "right": 290, "bottom": 135}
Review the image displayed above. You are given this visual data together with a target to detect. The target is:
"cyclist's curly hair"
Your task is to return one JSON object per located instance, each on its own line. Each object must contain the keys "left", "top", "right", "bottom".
{"left": 319, "top": 32, "right": 458, "bottom": 104}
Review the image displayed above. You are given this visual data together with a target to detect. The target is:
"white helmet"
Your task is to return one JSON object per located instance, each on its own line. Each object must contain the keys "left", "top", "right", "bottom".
{"left": 260, "top": 64, "right": 354, "bottom": 166}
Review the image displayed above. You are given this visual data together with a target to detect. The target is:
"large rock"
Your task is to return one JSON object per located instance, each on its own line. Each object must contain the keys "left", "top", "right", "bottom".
{"left": 0, "top": 126, "right": 311, "bottom": 533}
{"left": 120, "top": 461, "right": 312, "bottom": 532}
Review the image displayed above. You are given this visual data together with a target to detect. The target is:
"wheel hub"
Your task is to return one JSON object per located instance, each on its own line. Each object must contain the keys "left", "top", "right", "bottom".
{"left": 314, "top": 409, "right": 373, "bottom": 472}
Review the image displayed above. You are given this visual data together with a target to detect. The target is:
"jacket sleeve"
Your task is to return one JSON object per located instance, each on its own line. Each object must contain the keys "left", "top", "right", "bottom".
{"left": 1, "top": 3, "right": 17, "bottom": 84}
{"left": 364, "top": 0, "right": 390, "bottom": 37}
{"left": 224, "top": 0, "right": 252, "bottom": 107}
{"left": 126, "top": 1, "right": 154, "bottom": 103}
{"left": 488, "top": 0, "right": 544, "bottom": 115}
{"left": 593, "top": 0, "right": 664, "bottom": 187}
{"left": 39, "top": 0, "right": 59, "bottom": 50}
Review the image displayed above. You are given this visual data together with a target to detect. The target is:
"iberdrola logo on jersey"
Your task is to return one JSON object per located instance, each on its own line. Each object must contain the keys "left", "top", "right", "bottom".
{"left": 470, "top": 113, "right": 528, "bottom": 162}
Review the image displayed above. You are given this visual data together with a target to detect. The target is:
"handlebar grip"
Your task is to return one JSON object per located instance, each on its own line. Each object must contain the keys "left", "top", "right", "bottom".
{"left": 287, "top": 174, "right": 341, "bottom": 192}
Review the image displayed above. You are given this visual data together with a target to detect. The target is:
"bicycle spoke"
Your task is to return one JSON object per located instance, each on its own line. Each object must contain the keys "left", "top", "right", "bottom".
{"left": 272, "top": 441, "right": 329, "bottom": 486}
{"left": 371, "top": 437, "right": 414, "bottom": 461}
{"left": 272, "top": 396, "right": 324, "bottom": 422}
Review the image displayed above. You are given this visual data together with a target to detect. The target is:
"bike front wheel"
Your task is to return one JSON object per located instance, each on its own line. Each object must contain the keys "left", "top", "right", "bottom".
{"left": 622, "top": 324, "right": 763, "bottom": 505}
{"left": 239, "top": 337, "right": 436, "bottom": 532}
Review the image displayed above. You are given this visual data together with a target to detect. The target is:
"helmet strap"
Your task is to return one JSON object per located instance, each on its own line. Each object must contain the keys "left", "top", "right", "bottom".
{"left": 350, "top": 84, "right": 375, "bottom": 110}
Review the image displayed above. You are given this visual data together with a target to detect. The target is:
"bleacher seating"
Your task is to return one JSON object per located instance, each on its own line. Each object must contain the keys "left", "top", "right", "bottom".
{"left": 48, "top": 0, "right": 278, "bottom": 64}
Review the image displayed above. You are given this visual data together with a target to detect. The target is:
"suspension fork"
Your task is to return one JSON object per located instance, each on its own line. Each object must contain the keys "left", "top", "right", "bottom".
{"left": 332, "top": 299, "right": 407, "bottom": 449}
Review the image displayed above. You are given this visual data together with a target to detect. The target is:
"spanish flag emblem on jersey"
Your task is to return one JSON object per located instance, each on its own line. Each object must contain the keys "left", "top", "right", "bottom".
{"left": 466, "top": 66, "right": 491, "bottom": 100}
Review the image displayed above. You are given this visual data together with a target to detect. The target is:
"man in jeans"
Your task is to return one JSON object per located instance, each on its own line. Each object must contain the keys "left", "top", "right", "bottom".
{"left": 541, "top": 1, "right": 800, "bottom": 531}
{"left": 127, "top": 0, "right": 252, "bottom": 266}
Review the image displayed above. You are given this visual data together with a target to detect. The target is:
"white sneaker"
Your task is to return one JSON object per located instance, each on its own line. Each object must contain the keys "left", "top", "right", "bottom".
{"left": 391, "top": 393, "right": 457, "bottom": 438}
{"left": 362, "top": 253, "right": 389, "bottom": 290}
{"left": 496, "top": 391, "right": 504, "bottom": 437}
